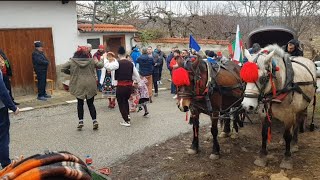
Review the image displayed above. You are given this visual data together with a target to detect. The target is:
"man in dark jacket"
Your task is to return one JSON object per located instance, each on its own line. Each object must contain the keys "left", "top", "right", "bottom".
{"left": 283, "top": 39, "right": 304, "bottom": 56}
{"left": 0, "top": 49, "right": 19, "bottom": 105}
{"left": 0, "top": 56, "right": 19, "bottom": 168}
{"left": 150, "top": 46, "right": 162, "bottom": 97}
{"left": 32, "top": 41, "right": 51, "bottom": 101}
{"left": 137, "top": 47, "right": 154, "bottom": 102}
{"left": 154, "top": 45, "right": 166, "bottom": 85}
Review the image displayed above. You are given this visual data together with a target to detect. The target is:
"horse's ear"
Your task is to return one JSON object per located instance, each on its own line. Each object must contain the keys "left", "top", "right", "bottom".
{"left": 264, "top": 50, "right": 275, "bottom": 65}
{"left": 244, "top": 49, "right": 253, "bottom": 62}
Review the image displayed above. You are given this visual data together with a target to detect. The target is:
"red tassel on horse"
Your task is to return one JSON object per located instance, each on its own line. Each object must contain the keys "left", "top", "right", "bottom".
{"left": 270, "top": 74, "right": 276, "bottom": 97}
{"left": 172, "top": 67, "right": 191, "bottom": 86}
{"left": 268, "top": 127, "right": 272, "bottom": 143}
{"left": 240, "top": 62, "right": 259, "bottom": 83}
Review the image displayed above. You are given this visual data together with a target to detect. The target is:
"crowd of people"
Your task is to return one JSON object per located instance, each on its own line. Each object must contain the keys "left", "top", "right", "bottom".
{"left": 0, "top": 39, "right": 306, "bottom": 169}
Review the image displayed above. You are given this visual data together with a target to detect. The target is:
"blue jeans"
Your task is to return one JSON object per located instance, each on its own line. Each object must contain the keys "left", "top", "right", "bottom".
{"left": 170, "top": 71, "right": 176, "bottom": 94}
{"left": 96, "top": 69, "right": 102, "bottom": 90}
{"left": 0, "top": 107, "right": 10, "bottom": 168}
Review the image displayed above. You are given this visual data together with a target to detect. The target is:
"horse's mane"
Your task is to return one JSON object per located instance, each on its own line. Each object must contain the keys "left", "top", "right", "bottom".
{"left": 260, "top": 44, "right": 286, "bottom": 58}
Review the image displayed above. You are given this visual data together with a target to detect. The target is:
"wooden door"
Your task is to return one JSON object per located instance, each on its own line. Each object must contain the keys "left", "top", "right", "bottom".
{"left": 103, "top": 35, "right": 125, "bottom": 57}
{"left": 0, "top": 28, "right": 56, "bottom": 96}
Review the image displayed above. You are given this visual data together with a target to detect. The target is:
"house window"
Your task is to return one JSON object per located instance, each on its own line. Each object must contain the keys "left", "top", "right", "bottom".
{"left": 87, "top": 38, "right": 100, "bottom": 49}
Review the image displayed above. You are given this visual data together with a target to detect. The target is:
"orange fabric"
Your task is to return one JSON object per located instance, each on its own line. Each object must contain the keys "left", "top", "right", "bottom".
{"left": 14, "top": 168, "right": 41, "bottom": 180}
{"left": 144, "top": 75, "right": 153, "bottom": 97}
{"left": 4, "top": 160, "right": 42, "bottom": 179}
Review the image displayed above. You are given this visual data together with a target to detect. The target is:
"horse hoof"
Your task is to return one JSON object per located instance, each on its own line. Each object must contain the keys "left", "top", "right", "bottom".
{"left": 291, "top": 145, "right": 299, "bottom": 153}
{"left": 231, "top": 132, "right": 239, "bottom": 139}
{"left": 254, "top": 157, "right": 267, "bottom": 167}
{"left": 187, "top": 149, "right": 198, "bottom": 155}
{"left": 218, "top": 132, "right": 230, "bottom": 138}
{"left": 209, "top": 154, "right": 220, "bottom": 160}
{"left": 280, "top": 158, "right": 293, "bottom": 170}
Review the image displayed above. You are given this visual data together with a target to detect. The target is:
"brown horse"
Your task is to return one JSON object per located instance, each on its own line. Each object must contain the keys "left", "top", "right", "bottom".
{"left": 175, "top": 55, "right": 245, "bottom": 159}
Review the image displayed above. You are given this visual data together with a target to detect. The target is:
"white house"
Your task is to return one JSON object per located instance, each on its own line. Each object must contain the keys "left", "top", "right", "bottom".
{"left": 0, "top": 1, "right": 139, "bottom": 95}
{"left": 77, "top": 24, "right": 138, "bottom": 55}
{"left": 0, "top": 1, "right": 78, "bottom": 95}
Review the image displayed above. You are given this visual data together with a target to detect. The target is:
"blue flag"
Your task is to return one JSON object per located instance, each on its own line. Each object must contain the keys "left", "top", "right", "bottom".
{"left": 189, "top": 35, "right": 201, "bottom": 52}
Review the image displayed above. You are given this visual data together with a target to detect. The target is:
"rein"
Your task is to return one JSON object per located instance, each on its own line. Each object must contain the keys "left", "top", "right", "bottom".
{"left": 179, "top": 59, "right": 244, "bottom": 117}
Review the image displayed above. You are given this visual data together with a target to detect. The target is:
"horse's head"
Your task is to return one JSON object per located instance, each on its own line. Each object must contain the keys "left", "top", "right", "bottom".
{"left": 241, "top": 49, "right": 275, "bottom": 112}
{"left": 175, "top": 55, "right": 208, "bottom": 112}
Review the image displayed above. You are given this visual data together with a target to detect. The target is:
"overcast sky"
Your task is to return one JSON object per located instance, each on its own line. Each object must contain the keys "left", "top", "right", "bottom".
{"left": 78, "top": 1, "right": 229, "bottom": 16}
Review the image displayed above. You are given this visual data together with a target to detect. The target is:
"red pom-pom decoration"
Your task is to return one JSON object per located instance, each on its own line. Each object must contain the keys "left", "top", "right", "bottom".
{"left": 240, "top": 62, "right": 259, "bottom": 83}
{"left": 275, "top": 67, "right": 280, "bottom": 71}
{"left": 172, "top": 67, "right": 191, "bottom": 86}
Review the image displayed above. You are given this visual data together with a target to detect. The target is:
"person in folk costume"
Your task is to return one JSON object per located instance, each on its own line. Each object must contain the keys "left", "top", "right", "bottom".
{"left": 61, "top": 46, "right": 104, "bottom": 130}
{"left": 137, "top": 76, "right": 150, "bottom": 117}
{"left": 105, "top": 46, "right": 141, "bottom": 127}
{"left": 100, "top": 51, "right": 118, "bottom": 108}
{"left": 126, "top": 55, "right": 140, "bottom": 112}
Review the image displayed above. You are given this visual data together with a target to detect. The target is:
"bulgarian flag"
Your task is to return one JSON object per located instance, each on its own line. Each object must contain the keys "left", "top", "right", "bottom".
{"left": 231, "top": 25, "right": 243, "bottom": 65}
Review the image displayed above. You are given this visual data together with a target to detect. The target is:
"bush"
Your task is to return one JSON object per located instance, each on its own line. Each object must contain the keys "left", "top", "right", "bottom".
{"left": 138, "top": 29, "right": 165, "bottom": 44}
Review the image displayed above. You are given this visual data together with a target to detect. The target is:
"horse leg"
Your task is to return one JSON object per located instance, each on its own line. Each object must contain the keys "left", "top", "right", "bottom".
{"left": 291, "top": 121, "right": 299, "bottom": 153}
{"left": 187, "top": 112, "right": 200, "bottom": 155}
{"left": 254, "top": 116, "right": 269, "bottom": 167}
{"left": 280, "top": 124, "right": 294, "bottom": 170}
{"left": 230, "top": 110, "right": 239, "bottom": 139}
{"left": 238, "top": 109, "right": 244, "bottom": 127}
{"left": 209, "top": 112, "right": 220, "bottom": 160}
{"left": 219, "top": 114, "right": 231, "bottom": 138}
{"left": 298, "top": 108, "right": 307, "bottom": 133}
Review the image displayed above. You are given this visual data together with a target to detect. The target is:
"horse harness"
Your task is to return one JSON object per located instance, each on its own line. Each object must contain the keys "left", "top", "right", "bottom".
{"left": 183, "top": 59, "right": 245, "bottom": 116}
{"left": 247, "top": 52, "right": 317, "bottom": 104}
{"left": 246, "top": 52, "right": 317, "bottom": 134}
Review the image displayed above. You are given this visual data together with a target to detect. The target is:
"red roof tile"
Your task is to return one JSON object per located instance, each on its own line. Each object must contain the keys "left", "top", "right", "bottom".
{"left": 134, "top": 37, "right": 230, "bottom": 45}
{"left": 78, "top": 24, "right": 138, "bottom": 33}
